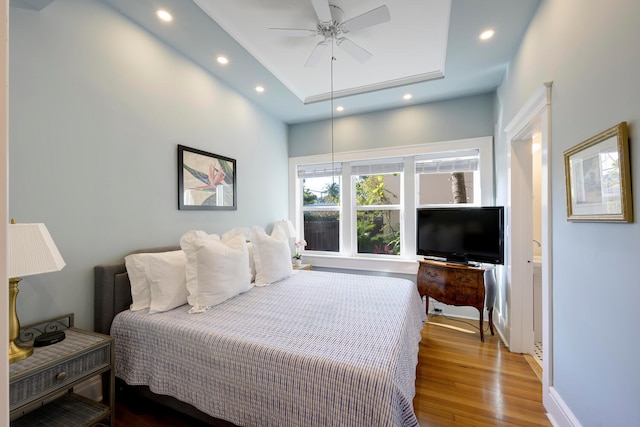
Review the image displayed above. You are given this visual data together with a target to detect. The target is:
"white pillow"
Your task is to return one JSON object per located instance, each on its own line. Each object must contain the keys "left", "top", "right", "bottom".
{"left": 180, "top": 230, "right": 220, "bottom": 305}
{"left": 222, "top": 227, "right": 251, "bottom": 242}
{"left": 124, "top": 253, "right": 151, "bottom": 311}
{"left": 191, "top": 236, "right": 253, "bottom": 310}
{"left": 142, "top": 250, "right": 188, "bottom": 314}
{"left": 247, "top": 242, "right": 256, "bottom": 282}
{"left": 251, "top": 226, "right": 293, "bottom": 286}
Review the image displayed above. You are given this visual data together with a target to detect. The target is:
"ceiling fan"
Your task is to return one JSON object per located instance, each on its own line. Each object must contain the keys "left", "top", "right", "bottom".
{"left": 269, "top": 0, "right": 390, "bottom": 67}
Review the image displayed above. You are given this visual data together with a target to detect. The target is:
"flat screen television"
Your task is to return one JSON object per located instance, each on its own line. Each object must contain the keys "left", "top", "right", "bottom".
{"left": 416, "top": 206, "right": 504, "bottom": 265}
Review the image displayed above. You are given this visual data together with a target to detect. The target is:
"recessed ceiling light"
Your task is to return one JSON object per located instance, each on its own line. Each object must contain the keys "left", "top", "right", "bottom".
{"left": 336, "top": 106, "right": 344, "bottom": 112}
{"left": 255, "top": 86, "right": 265, "bottom": 93}
{"left": 217, "top": 56, "right": 229, "bottom": 65}
{"left": 479, "top": 29, "right": 495, "bottom": 41}
{"left": 156, "top": 9, "right": 173, "bottom": 22}
{"left": 403, "top": 94, "right": 412, "bottom": 100}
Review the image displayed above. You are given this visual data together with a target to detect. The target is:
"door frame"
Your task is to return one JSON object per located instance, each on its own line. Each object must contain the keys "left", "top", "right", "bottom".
{"left": 504, "top": 82, "right": 553, "bottom": 402}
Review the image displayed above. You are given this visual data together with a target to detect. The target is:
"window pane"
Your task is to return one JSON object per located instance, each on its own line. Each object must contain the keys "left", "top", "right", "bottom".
{"left": 303, "top": 177, "right": 341, "bottom": 206}
{"left": 356, "top": 210, "right": 400, "bottom": 255}
{"left": 303, "top": 211, "right": 339, "bottom": 252}
{"left": 355, "top": 174, "right": 401, "bottom": 206}
{"left": 419, "top": 171, "right": 475, "bottom": 204}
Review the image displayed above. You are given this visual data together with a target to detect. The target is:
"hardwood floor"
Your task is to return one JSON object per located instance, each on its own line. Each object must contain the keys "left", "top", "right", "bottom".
{"left": 115, "top": 395, "right": 211, "bottom": 427}
{"left": 114, "top": 315, "right": 550, "bottom": 427}
{"left": 415, "top": 315, "right": 551, "bottom": 426}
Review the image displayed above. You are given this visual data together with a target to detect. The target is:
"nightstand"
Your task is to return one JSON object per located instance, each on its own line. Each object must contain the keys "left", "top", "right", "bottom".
{"left": 293, "top": 263, "right": 312, "bottom": 271}
{"left": 9, "top": 314, "right": 115, "bottom": 427}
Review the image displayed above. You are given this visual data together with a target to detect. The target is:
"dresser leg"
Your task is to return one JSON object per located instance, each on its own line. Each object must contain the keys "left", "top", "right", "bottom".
{"left": 488, "top": 307, "right": 495, "bottom": 336}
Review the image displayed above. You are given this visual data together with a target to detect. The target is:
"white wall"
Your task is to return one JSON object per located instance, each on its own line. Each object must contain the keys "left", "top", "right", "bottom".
{"left": 496, "top": 0, "right": 640, "bottom": 424}
{"left": 8, "top": 0, "right": 289, "bottom": 330}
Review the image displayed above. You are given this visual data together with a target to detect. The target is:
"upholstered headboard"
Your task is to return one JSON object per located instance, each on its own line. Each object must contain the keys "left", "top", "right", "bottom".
{"left": 93, "top": 245, "right": 180, "bottom": 334}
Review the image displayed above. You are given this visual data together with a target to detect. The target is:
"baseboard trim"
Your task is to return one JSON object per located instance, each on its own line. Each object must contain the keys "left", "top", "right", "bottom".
{"left": 545, "top": 386, "right": 582, "bottom": 427}
{"left": 492, "top": 307, "right": 509, "bottom": 349}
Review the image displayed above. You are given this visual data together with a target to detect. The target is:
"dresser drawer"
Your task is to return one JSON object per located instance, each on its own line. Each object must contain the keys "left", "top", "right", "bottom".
{"left": 443, "top": 281, "right": 482, "bottom": 305}
{"left": 422, "top": 266, "right": 447, "bottom": 285}
{"left": 417, "top": 265, "right": 445, "bottom": 297}
{"left": 451, "top": 271, "right": 481, "bottom": 287}
{"left": 10, "top": 343, "right": 111, "bottom": 411}
{"left": 418, "top": 261, "right": 485, "bottom": 306}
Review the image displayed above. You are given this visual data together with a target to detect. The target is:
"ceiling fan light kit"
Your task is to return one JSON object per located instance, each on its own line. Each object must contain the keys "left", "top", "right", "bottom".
{"left": 269, "top": 0, "right": 390, "bottom": 67}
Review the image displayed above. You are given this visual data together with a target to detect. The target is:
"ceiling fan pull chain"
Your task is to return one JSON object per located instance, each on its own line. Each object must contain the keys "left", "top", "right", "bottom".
{"left": 330, "top": 42, "right": 335, "bottom": 187}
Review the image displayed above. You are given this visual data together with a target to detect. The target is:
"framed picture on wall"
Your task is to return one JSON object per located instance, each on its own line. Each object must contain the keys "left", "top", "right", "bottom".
{"left": 178, "top": 145, "right": 237, "bottom": 210}
{"left": 564, "top": 122, "right": 632, "bottom": 222}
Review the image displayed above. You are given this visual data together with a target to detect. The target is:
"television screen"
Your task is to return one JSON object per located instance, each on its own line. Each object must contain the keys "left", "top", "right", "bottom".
{"left": 416, "top": 206, "right": 504, "bottom": 265}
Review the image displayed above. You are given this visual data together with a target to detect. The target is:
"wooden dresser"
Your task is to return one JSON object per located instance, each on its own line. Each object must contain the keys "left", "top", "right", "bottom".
{"left": 417, "top": 260, "right": 495, "bottom": 342}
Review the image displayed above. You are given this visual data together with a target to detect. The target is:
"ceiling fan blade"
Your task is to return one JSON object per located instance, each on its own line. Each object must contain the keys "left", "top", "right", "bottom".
{"left": 341, "top": 5, "right": 390, "bottom": 33}
{"left": 310, "top": 0, "right": 332, "bottom": 23}
{"left": 269, "top": 28, "right": 317, "bottom": 37}
{"left": 336, "top": 37, "right": 372, "bottom": 63}
{"left": 305, "top": 40, "right": 330, "bottom": 67}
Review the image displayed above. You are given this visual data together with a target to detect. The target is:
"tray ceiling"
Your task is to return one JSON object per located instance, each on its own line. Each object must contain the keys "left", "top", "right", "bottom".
{"left": 97, "top": 0, "right": 540, "bottom": 124}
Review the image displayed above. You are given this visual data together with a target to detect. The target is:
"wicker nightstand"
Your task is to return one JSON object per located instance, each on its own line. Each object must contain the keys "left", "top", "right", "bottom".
{"left": 9, "top": 314, "right": 115, "bottom": 427}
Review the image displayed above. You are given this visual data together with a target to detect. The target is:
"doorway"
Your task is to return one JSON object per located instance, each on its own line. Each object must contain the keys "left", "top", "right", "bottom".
{"left": 504, "top": 83, "right": 553, "bottom": 401}
{"left": 532, "top": 133, "right": 543, "bottom": 365}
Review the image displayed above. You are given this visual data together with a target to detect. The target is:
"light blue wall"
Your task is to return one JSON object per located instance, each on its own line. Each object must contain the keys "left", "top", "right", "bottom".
{"left": 289, "top": 93, "right": 494, "bottom": 156}
{"left": 496, "top": 0, "right": 640, "bottom": 424}
{"left": 9, "top": 0, "right": 288, "bottom": 330}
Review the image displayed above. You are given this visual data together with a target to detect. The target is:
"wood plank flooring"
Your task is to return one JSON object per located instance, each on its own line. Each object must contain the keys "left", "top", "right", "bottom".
{"left": 415, "top": 315, "right": 550, "bottom": 426}
{"left": 115, "top": 398, "right": 210, "bottom": 427}
{"left": 115, "top": 315, "right": 550, "bottom": 427}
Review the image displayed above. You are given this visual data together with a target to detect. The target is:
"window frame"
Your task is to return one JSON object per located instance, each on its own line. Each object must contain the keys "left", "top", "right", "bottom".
{"left": 415, "top": 149, "right": 482, "bottom": 207}
{"left": 352, "top": 172, "right": 403, "bottom": 257}
{"left": 288, "top": 137, "right": 494, "bottom": 274}
{"left": 301, "top": 174, "right": 342, "bottom": 253}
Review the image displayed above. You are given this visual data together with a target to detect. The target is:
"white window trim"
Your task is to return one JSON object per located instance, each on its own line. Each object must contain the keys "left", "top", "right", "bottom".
{"left": 288, "top": 137, "right": 494, "bottom": 274}
{"left": 355, "top": 205, "right": 402, "bottom": 211}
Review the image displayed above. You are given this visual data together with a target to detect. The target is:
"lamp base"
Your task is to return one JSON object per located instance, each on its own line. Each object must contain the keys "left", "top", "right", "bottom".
{"left": 9, "top": 276, "right": 33, "bottom": 363}
{"left": 9, "top": 340, "right": 33, "bottom": 363}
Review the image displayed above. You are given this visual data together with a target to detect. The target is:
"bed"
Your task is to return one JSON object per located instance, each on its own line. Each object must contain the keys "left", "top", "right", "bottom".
{"left": 94, "top": 245, "right": 425, "bottom": 427}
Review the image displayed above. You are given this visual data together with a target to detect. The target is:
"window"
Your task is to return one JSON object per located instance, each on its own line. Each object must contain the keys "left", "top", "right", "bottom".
{"left": 416, "top": 149, "right": 480, "bottom": 206}
{"left": 352, "top": 159, "right": 403, "bottom": 255}
{"left": 289, "top": 137, "right": 494, "bottom": 267}
{"left": 298, "top": 163, "right": 341, "bottom": 252}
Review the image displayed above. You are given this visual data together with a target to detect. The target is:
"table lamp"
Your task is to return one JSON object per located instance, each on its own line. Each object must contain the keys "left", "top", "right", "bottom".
{"left": 274, "top": 219, "right": 297, "bottom": 239}
{"left": 8, "top": 219, "right": 66, "bottom": 363}
{"left": 274, "top": 219, "right": 298, "bottom": 261}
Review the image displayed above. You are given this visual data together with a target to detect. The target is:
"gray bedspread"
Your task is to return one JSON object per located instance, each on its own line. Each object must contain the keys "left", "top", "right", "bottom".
{"left": 111, "top": 270, "right": 425, "bottom": 427}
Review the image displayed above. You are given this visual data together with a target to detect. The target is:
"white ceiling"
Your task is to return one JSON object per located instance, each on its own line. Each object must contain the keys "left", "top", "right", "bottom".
{"left": 97, "top": 0, "right": 540, "bottom": 124}
{"left": 194, "top": 0, "right": 450, "bottom": 104}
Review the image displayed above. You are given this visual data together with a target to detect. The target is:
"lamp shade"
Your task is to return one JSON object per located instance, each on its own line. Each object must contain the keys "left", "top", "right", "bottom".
{"left": 274, "top": 220, "right": 297, "bottom": 238}
{"left": 9, "top": 223, "right": 66, "bottom": 278}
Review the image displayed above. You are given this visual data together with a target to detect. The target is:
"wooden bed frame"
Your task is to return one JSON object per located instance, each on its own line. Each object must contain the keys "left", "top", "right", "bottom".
{"left": 93, "top": 246, "right": 234, "bottom": 426}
